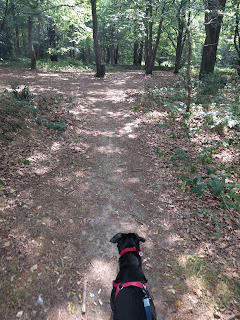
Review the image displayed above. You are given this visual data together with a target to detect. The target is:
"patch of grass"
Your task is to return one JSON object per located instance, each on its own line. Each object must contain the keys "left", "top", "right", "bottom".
{"left": 167, "top": 254, "right": 240, "bottom": 311}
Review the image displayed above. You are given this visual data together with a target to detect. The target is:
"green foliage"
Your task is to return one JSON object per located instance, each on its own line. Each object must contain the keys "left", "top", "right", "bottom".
{"left": 180, "top": 171, "right": 240, "bottom": 211}
{"left": 36, "top": 117, "right": 67, "bottom": 131}
{"left": 11, "top": 83, "right": 34, "bottom": 102}
{"left": 171, "top": 148, "right": 187, "bottom": 161}
{"left": 199, "top": 146, "right": 216, "bottom": 164}
{"left": 156, "top": 148, "right": 164, "bottom": 158}
{"left": 0, "top": 179, "right": 3, "bottom": 188}
{"left": 17, "top": 158, "right": 30, "bottom": 165}
{"left": 155, "top": 123, "right": 170, "bottom": 128}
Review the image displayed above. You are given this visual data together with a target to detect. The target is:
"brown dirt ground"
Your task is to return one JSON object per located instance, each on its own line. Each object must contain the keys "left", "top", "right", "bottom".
{"left": 0, "top": 68, "right": 239, "bottom": 320}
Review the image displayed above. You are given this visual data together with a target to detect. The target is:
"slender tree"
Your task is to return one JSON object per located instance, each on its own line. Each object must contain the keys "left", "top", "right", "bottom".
{"left": 174, "top": 0, "right": 190, "bottom": 73}
{"left": 28, "top": 16, "right": 36, "bottom": 69}
{"left": 234, "top": 1, "right": 240, "bottom": 76}
{"left": 91, "top": 0, "right": 105, "bottom": 77}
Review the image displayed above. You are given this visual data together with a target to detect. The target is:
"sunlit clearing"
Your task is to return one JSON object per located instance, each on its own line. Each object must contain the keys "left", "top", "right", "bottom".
{"left": 51, "top": 142, "right": 62, "bottom": 152}
{"left": 95, "top": 145, "right": 122, "bottom": 154}
{"left": 90, "top": 259, "right": 116, "bottom": 289}
{"left": 119, "top": 119, "right": 141, "bottom": 135}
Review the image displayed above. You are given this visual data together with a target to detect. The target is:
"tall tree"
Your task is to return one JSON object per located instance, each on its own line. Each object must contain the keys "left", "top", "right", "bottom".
{"left": 199, "top": 0, "right": 227, "bottom": 78}
{"left": 145, "top": 0, "right": 166, "bottom": 74}
{"left": 234, "top": 0, "right": 240, "bottom": 76}
{"left": 28, "top": 16, "right": 36, "bottom": 69}
{"left": 174, "top": 0, "right": 190, "bottom": 73}
{"left": 91, "top": 0, "right": 105, "bottom": 77}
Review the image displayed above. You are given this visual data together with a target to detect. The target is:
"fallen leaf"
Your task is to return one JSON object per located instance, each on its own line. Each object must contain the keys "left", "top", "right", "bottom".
{"left": 31, "top": 264, "right": 38, "bottom": 272}
{"left": 16, "top": 311, "right": 24, "bottom": 318}
{"left": 175, "top": 300, "right": 181, "bottom": 307}
{"left": 3, "top": 241, "right": 11, "bottom": 247}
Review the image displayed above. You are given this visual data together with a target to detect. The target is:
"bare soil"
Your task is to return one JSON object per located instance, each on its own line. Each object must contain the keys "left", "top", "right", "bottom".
{"left": 0, "top": 68, "right": 239, "bottom": 320}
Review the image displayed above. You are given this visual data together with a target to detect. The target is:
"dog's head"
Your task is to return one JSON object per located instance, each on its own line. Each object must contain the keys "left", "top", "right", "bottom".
{"left": 110, "top": 232, "right": 145, "bottom": 254}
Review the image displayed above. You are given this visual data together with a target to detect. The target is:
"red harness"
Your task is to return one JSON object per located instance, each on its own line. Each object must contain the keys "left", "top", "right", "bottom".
{"left": 113, "top": 246, "right": 147, "bottom": 301}
{"left": 113, "top": 281, "right": 147, "bottom": 301}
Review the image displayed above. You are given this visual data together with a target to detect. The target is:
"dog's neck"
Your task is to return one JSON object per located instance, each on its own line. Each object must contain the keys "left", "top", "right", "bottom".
{"left": 119, "top": 246, "right": 139, "bottom": 257}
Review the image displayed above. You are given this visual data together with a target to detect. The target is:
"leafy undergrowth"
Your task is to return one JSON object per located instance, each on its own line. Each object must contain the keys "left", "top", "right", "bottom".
{"left": 131, "top": 70, "right": 240, "bottom": 317}
{"left": 0, "top": 84, "right": 76, "bottom": 189}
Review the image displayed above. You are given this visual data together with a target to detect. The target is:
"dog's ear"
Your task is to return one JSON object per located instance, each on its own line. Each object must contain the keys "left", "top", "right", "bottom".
{"left": 138, "top": 236, "right": 145, "bottom": 243}
{"left": 110, "top": 233, "right": 123, "bottom": 243}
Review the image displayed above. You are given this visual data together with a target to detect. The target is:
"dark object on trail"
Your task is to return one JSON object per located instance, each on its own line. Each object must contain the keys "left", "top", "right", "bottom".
{"left": 110, "top": 232, "right": 157, "bottom": 320}
{"left": 95, "top": 64, "right": 105, "bottom": 78}
{"left": 50, "top": 54, "right": 58, "bottom": 62}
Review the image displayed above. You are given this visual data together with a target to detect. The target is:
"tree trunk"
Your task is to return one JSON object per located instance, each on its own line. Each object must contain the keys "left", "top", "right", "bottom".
{"left": 0, "top": 0, "right": 9, "bottom": 33}
{"left": 138, "top": 41, "right": 143, "bottom": 66}
{"left": 199, "top": 0, "right": 226, "bottom": 79}
{"left": 150, "top": 5, "right": 165, "bottom": 72}
{"left": 186, "top": 27, "right": 192, "bottom": 112}
{"left": 145, "top": 1, "right": 153, "bottom": 74}
{"left": 234, "top": 2, "right": 240, "bottom": 76}
{"left": 145, "top": 1, "right": 166, "bottom": 75}
{"left": 133, "top": 41, "right": 139, "bottom": 66}
{"left": 15, "top": 26, "right": 22, "bottom": 56}
{"left": 28, "top": 17, "right": 36, "bottom": 70}
{"left": 91, "top": 0, "right": 105, "bottom": 77}
{"left": 174, "top": 5, "right": 190, "bottom": 74}
{"left": 36, "top": 18, "right": 41, "bottom": 59}
{"left": 114, "top": 45, "right": 118, "bottom": 65}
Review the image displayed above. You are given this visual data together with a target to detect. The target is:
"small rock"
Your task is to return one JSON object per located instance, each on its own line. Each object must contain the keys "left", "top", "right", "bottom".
{"left": 31, "top": 264, "right": 38, "bottom": 272}
{"left": 16, "top": 311, "right": 24, "bottom": 318}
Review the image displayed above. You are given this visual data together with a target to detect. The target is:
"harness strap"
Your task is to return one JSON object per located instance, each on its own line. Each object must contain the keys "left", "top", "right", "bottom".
{"left": 113, "top": 281, "right": 147, "bottom": 301}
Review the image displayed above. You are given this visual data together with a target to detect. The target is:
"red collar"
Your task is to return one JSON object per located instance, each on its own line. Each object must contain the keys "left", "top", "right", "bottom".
{"left": 120, "top": 246, "right": 138, "bottom": 256}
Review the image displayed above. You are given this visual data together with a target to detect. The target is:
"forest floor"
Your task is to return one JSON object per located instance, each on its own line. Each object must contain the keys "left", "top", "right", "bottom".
{"left": 0, "top": 68, "right": 239, "bottom": 320}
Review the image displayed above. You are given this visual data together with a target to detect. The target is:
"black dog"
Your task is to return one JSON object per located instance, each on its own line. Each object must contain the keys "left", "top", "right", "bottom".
{"left": 110, "top": 232, "right": 156, "bottom": 320}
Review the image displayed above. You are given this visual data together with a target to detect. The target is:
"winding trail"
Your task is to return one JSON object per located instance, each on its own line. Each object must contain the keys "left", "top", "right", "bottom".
{"left": 0, "top": 69, "right": 180, "bottom": 320}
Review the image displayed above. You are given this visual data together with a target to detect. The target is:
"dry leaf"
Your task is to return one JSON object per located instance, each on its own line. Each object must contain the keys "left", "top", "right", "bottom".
{"left": 175, "top": 300, "right": 181, "bottom": 307}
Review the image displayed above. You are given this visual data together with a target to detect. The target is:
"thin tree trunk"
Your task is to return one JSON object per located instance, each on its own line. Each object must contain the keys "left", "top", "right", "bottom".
{"left": 199, "top": 0, "right": 226, "bottom": 78}
{"left": 138, "top": 41, "right": 144, "bottom": 66}
{"left": 28, "top": 17, "right": 36, "bottom": 70}
{"left": 15, "top": 26, "right": 22, "bottom": 55}
{"left": 145, "top": 1, "right": 153, "bottom": 74}
{"left": 36, "top": 18, "right": 41, "bottom": 59}
{"left": 0, "top": 0, "right": 9, "bottom": 33}
{"left": 133, "top": 41, "right": 139, "bottom": 66}
{"left": 234, "top": 2, "right": 240, "bottom": 76}
{"left": 91, "top": 0, "right": 105, "bottom": 77}
{"left": 150, "top": 4, "right": 166, "bottom": 72}
{"left": 174, "top": 6, "right": 191, "bottom": 73}
{"left": 186, "top": 26, "right": 192, "bottom": 112}
{"left": 114, "top": 45, "right": 118, "bottom": 65}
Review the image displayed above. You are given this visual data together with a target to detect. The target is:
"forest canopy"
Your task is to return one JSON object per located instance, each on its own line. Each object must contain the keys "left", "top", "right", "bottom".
{"left": 0, "top": 0, "right": 240, "bottom": 76}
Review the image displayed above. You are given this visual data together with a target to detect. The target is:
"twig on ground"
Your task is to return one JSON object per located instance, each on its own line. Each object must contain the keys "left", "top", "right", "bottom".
{"left": 82, "top": 280, "right": 87, "bottom": 314}
{"left": 225, "top": 314, "right": 240, "bottom": 320}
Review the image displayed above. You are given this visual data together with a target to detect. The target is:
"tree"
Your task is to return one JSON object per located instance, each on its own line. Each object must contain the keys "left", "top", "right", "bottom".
{"left": 91, "top": 0, "right": 105, "bottom": 77}
{"left": 199, "top": 0, "right": 227, "bottom": 78}
{"left": 28, "top": 16, "right": 36, "bottom": 69}
{"left": 145, "top": 0, "right": 167, "bottom": 74}
{"left": 234, "top": 0, "right": 240, "bottom": 75}
{"left": 174, "top": 0, "right": 190, "bottom": 73}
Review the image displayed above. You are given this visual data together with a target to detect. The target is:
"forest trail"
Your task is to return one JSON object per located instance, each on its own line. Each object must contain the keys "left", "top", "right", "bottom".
{"left": 1, "top": 69, "right": 234, "bottom": 320}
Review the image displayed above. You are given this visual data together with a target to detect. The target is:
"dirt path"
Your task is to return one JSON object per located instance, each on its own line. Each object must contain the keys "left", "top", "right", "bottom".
{"left": 1, "top": 68, "right": 238, "bottom": 320}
